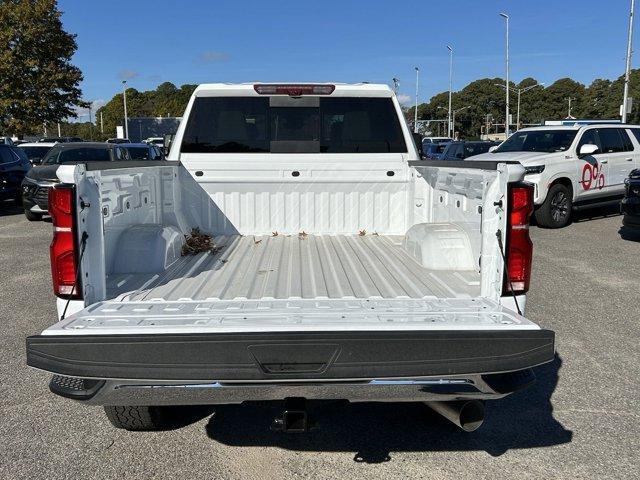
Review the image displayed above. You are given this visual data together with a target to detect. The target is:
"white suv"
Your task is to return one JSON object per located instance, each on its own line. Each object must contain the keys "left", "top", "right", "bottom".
{"left": 471, "top": 124, "right": 640, "bottom": 228}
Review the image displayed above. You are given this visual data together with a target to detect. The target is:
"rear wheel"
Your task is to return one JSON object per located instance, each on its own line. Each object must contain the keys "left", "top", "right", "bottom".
{"left": 103, "top": 405, "right": 172, "bottom": 431}
{"left": 534, "top": 184, "right": 572, "bottom": 228}
{"left": 24, "top": 209, "right": 43, "bottom": 221}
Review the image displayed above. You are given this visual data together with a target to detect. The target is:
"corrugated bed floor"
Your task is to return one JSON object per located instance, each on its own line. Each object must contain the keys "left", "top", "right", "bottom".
{"left": 106, "top": 234, "right": 480, "bottom": 301}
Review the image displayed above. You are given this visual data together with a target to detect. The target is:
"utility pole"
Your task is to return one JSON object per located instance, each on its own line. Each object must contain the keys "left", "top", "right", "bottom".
{"left": 57, "top": 123, "right": 61, "bottom": 137}
{"left": 122, "top": 80, "right": 129, "bottom": 139}
{"left": 447, "top": 45, "right": 453, "bottom": 138}
{"left": 392, "top": 77, "right": 400, "bottom": 95}
{"left": 500, "top": 12, "right": 510, "bottom": 137}
{"left": 100, "top": 111, "right": 104, "bottom": 134}
{"left": 414, "top": 67, "right": 420, "bottom": 133}
{"left": 623, "top": 0, "right": 636, "bottom": 123}
{"left": 88, "top": 101, "right": 93, "bottom": 140}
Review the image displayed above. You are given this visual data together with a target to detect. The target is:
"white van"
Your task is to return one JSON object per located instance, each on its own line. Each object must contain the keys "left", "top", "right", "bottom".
{"left": 471, "top": 124, "right": 640, "bottom": 228}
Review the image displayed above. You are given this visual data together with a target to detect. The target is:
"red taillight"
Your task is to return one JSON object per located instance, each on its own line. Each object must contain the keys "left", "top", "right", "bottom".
{"left": 504, "top": 183, "right": 534, "bottom": 295}
{"left": 253, "top": 84, "right": 335, "bottom": 96}
{"left": 49, "top": 186, "right": 80, "bottom": 298}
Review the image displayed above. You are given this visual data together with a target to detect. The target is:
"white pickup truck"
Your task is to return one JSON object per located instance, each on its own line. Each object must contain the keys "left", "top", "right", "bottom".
{"left": 27, "top": 83, "right": 554, "bottom": 433}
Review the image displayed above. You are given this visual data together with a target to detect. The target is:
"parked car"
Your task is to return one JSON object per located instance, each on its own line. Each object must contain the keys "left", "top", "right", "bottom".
{"left": 440, "top": 141, "right": 501, "bottom": 161}
{"left": 26, "top": 83, "right": 554, "bottom": 433}
{"left": 122, "top": 142, "right": 165, "bottom": 160}
{"left": 0, "top": 144, "right": 31, "bottom": 205}
{"left": 21, "top": 142, "right": 132, "bottom": 221}
{"left": 422, "top": 136, "right": 453, "bottom": 144}
{"left": 422, "top": 141, "right": 449, "bottom": 159}
{"left": 106, "top": 138, "right": 131, "bottom": 144}
{"left": 38, "top": 136, "right": 83, "bottom": 143}
{"left": 17, "top": 142, "right": 56, "bottom": 165}
{"left": 621, "top": 168, "right": 640, "bottom": 230}
{"left": 143, "top": 137, "right": 164, "bottom": 147}
{"left": 470, "top": 124, "right": 640, "bottom": 228}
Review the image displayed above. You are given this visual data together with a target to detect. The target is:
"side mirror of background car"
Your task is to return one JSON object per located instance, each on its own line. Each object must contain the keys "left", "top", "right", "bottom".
{"left": 578, "top": 144, "right": 599, "bottom": 158}
{"left": 488, "top": 145, "right": 498, "bottom": 153}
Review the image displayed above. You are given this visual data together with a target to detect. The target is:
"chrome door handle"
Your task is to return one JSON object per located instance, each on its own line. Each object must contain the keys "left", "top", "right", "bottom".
{"left": 626, "top": 158, "right": 634, "bottom": 161}
{"left": 600, "top": 159, "right": 608, "bottom": 164}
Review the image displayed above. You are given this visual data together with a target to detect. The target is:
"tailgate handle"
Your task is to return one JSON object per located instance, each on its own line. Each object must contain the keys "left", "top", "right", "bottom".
{"left": 248, "top": 344, "right": 340, "bottom": 375}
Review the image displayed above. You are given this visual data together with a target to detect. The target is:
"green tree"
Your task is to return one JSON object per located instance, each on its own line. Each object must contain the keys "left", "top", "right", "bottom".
{"left": 95, "top": 83, "right": 197, "bottom": 138}
{"left": 0, "top": 0, "right": 86, "bottom": 136}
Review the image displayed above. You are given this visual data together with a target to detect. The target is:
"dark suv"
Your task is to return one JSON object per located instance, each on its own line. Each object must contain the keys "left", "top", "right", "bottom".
{"left": 622, "top": 169, "right": 640, "bottom": 230}
{"left": 441, "top": 141, "right": 501, "bottom": 161}
{"left": 21, "top": 142, "right": 132, "bottom": 221}
{"left": 0, "top": 144, "right": 32, "bottom": 206}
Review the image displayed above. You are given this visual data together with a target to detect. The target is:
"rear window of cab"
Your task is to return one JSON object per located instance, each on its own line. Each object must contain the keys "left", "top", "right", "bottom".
{"left": 181, "top": 97, "right": 407, "bottom": 154}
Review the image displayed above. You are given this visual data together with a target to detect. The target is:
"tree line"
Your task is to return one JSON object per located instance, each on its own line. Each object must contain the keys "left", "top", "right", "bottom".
{"left": 408, "top": 70, "right": 640, "bottom": 139}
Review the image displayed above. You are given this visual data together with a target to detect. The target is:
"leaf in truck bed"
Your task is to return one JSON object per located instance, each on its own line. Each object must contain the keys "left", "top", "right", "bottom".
{"left": 181, "top": 228, "right": 222, "bottom": 256}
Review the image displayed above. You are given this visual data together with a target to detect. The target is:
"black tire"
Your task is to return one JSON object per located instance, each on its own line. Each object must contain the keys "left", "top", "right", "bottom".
{"left": 103, "top": 405, "right": 172, "bottom": 431}
{"left": 534, "top": 183, "right": 572, "bottom": 229}
{"left": 24, "top": 209, "right": 43, "bottom": 221}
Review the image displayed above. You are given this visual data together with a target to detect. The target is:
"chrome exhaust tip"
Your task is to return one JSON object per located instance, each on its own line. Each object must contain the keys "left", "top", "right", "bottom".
{"left": 425, "top": 400, "right": 485, "bottom": 432}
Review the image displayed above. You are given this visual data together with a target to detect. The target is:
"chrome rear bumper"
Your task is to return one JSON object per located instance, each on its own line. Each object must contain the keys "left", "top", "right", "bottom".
{"left": 50, "top": 369, "right": 536, "bottom": 406}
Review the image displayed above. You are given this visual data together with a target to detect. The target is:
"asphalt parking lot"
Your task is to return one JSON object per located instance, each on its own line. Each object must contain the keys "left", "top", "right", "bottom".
{"left": 1, "top": 203, "right": 638, "bottom": 480}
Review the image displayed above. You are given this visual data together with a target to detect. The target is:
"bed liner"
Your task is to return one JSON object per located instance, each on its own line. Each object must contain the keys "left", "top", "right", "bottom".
{"left": 106, "top": 234, "right": 481, "bottom": 302}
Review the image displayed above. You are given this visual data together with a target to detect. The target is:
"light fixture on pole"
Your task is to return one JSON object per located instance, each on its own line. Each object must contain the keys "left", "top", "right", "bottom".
{"left": 392, "top": 77, "right": 400, "bottom": 94}
{"left": 122, "top": 80, "right": 129, "bottom": 140}
{"left": 447, "top": 45, "right": 453, "bottom": 138}
{"left": 499, "top": 12, "right": 510, "bottom": 137}
{"left": 414, "top": 67, "right": 419, "bottom": 133}
{"left": 622, "top": 0, "right": 636, "bottom": 123}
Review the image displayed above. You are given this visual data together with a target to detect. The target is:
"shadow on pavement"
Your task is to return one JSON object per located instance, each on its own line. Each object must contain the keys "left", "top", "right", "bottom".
{"left": 571, "top": 203, "right": 621, "bottom": 223}
{"left": 0, "top": 202, "right": 23, "bottom": 217}
{"left": 201, "top": 354, "right": 571, "bottom": 463}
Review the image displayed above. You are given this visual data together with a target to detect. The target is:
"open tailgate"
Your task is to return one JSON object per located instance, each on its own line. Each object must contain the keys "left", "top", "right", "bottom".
{"left": 27, "top": 297, "right": 555, "bottom": 381}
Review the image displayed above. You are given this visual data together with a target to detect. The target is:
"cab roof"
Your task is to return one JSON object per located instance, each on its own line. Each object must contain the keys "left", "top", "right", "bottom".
{"left": 193, "top": 82, "right": 394, "bottom": 97}
{"left": 520, "top": 123, "right": 640, "bottom": 132}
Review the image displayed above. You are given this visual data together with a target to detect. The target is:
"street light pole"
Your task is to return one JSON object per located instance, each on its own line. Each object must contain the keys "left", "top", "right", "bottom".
{"left": 392, "top": 77, "right": 399, "bottom": 95}
{"left": 447, "top": 45, "right": 453, "bottom": 138}
{"left": 452, "top": 106, "right": 470, "bottom": 139}
{"left": 500, "top": 12, "right": 510, "bottom": 137}
{"left": 516, "top": 83, "right": 543, "bottom": 130}
{"left": 88, "top": 101, "right": 93, "bottom": 141}
{"left": 623, "top": 0, "right": 635, "bottom": 123}
{"left": 414, "top": 67, "right": 419, "bottom": 133}
{"left": 122, "top": 80, "right": 129, "bottom": 139}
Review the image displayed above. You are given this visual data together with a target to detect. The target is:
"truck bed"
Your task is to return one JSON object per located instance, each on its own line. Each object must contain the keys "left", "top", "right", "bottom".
{"left": 106, "top": 234, "right": 481, "bottom": 302}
